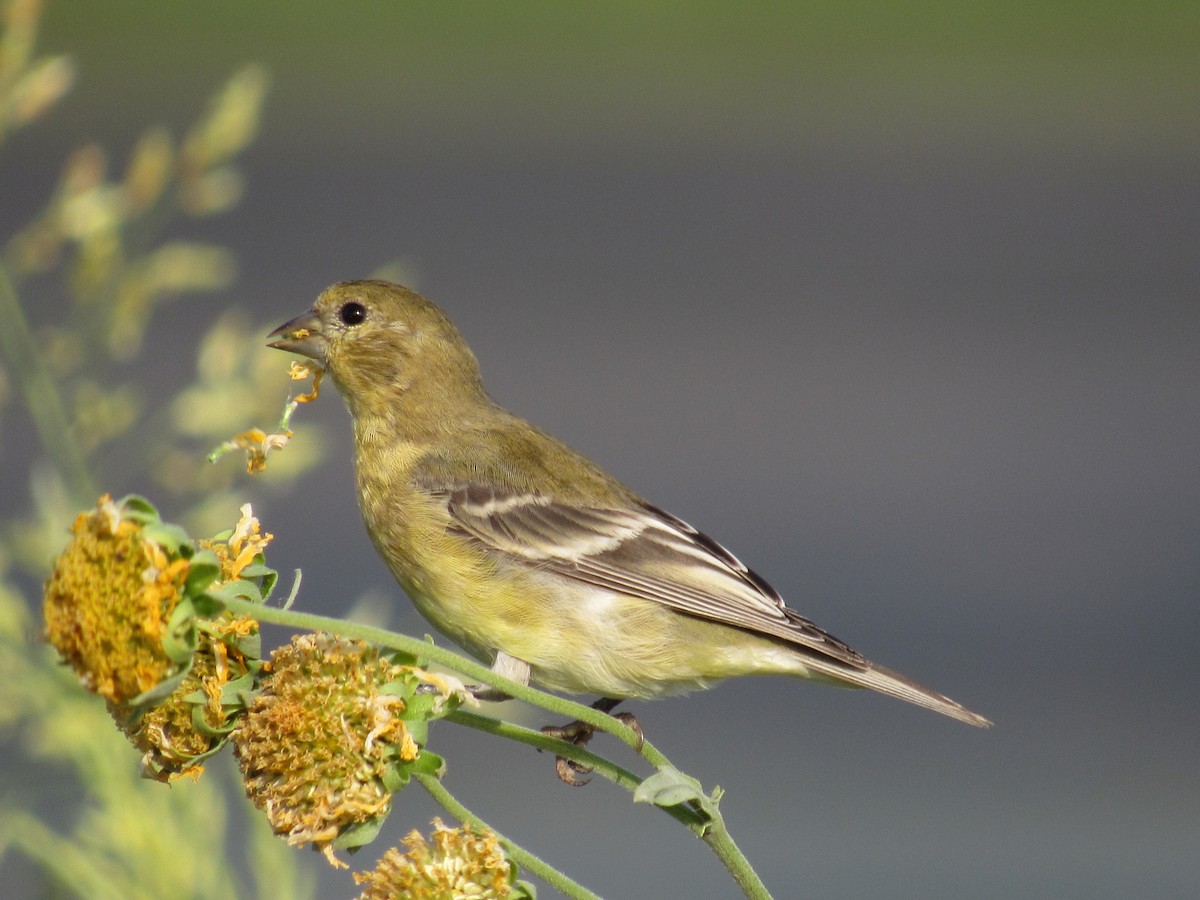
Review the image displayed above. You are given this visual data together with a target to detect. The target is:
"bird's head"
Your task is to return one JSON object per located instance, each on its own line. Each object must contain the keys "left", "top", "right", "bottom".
{"left": 268, "top": 280, "right": 486, "bottom": 420}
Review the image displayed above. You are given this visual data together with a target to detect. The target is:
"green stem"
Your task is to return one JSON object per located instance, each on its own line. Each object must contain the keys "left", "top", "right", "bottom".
{"left": 446, "top": 709, "right": 644, "bottom": 792}
{"left": 0, "top": 261, "right": 95, "bottom": 504}
{"left": 445, "top": 709, "right": 708, "bottom": 833}
{"left": 414, "top": 773, "right": 601, "bottom": 900}
{"left": 701, "top": 817, "right": 773, "bottom": 900}
{"left": 219, "top": 596, "right": 771, "bottom": 898}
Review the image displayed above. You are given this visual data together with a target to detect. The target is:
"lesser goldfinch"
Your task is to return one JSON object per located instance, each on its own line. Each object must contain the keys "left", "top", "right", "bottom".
{"left": 268, "top": 280, "right": 990, "bottom": 733}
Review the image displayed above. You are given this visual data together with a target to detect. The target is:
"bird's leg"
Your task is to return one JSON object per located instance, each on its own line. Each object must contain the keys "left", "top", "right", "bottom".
{"left": 541, "top": 697, "right": 644, "bottom": 786}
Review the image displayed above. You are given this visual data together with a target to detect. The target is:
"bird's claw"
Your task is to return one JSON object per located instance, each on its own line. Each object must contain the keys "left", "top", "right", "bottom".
{"left": 541, "top": 718, "right": 601, "bottom": 786}
{"left": 611, "top": 711, "right": 644, "bottom": 750}
{"left": 554, "top": 754, "right": 594, "bottom": 786}
{"left": 540, "top": 704, "right": 643, "bottom": 786}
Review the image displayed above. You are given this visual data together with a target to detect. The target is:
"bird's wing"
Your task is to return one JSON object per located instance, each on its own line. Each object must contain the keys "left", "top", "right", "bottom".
{"left": 434, "top": 484, "right": 867, "bottom": 669}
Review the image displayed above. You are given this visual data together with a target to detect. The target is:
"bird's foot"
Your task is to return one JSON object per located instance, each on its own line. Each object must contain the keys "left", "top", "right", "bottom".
{"left": 540, "top": 699, "right": 643, "bottom": 786}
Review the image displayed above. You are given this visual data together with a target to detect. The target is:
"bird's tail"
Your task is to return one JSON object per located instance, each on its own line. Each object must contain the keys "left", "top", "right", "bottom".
{"left": 804, "top": 656, "right": 992, "bottom": 728}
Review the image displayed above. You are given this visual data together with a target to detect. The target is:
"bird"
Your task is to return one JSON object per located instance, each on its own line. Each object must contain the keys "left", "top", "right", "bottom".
{"left": 268, "top": 279, "right": 991, "bottom": 769}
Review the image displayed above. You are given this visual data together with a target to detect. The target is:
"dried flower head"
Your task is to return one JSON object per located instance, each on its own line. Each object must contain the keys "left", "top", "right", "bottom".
{"left": 43, "top": 494, "right": 188, "bottom": 704}
{"left": 354, "top": 819, "right": 522, "bottom": 900}
{"left": 233, "top": 633, "right": 450, "bottom": 866}
{"left": 43, "top": 495, "right": 270, "bottom": 780}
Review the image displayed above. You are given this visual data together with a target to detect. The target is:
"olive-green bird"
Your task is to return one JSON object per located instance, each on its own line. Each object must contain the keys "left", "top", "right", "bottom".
{"left": 269, "top": 280, "right": 991, "bottom": 734}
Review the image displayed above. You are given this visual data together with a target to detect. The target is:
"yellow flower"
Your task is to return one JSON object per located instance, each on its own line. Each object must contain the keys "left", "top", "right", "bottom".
{"left": 44, "top": 495, "right": 268, "bottom": 780}
{"left": 354, "top": 819, "right": 517, "bottom": 900}
{"left": 43, "top": 495, "right": 187, "bottom": 703}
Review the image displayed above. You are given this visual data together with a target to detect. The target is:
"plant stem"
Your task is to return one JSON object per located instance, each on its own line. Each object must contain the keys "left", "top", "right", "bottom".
{"left": 446, "top": 709, "right": 644, "bottom": 792}
{"left": 0, "top": 262, "right": 95, "bottom": 504}
{"left": 445, "top": 709, "right": 709, "bottom": 832}
{"left": 414, "top": 773, "right": 602, "bottom": 900}
{"left": 701, "top": 817, "right": 773, "bottom": 899}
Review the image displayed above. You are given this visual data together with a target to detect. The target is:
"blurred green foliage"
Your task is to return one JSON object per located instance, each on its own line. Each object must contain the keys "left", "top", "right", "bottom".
{"left": 0, "top": 1, "right": 318, "bottom": 895}
{"left": 31, "top": 0, "right": 1199, "bottom": 158}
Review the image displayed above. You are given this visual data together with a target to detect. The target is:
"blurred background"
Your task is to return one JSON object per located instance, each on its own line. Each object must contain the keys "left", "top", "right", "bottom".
{"left": 1, "top": 1, "right": 1197, "bottom": 897}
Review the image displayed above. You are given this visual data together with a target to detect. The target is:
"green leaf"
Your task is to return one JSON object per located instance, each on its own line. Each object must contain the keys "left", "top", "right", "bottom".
{"left": 394, "top": 686, "right": 458, "bottom": 723}
{"left": 175, "top": 734, "right": 229, "bottom": 768}
{"left": 256, "top": 566, "right": 277, "bottom": 602}
{"left": 402, "top": 718, "right": 429, "bottom": 747}
{"left": 219, "top": 671, "right": 258, "bottom": 708}
{"left": 633, "top": 767, "right": 709, "bottom": 810}
{"left": 500, "top": 852, "right": 537, "bottom": 898}
{"left": 118, "top": 494, "right": 160, "bottom": 522}
{"left": 189, "top": 699, "right": 236, "bottom": 738}
{"left": 332, "top": 812, "right": 389, "bottom": 853}
{"left": 380, "top": 647, "right": 421, "bottom": 667}
{"left": 395, "top": 689, "right": 435, "bottom": 718}
{"left": 141, "top": 521, "right": 193, "bottom": 556}
{"left": 161, "top": 598, "right": 199, "bottom": 664}
{"left": 407, "top": 749, "right": 445, "bottom": 777}
{"left": 128, "top": 664, "right": 190, "bottom": 709}
{"left": 236, "top": 561, "right": 274, "bottom": 579}
{"left": 203, "top": 578, "right": 263, "bottom": 605}
{"left": 380, "top": 765, "right": 408, "bottom": 794}
{"left": 183, "top": 550, "right": 221, "bottom": 597}
{"left": 195, "top": 617, "right": 262, "bottom": 662}
{"left": 277, "top": 568, "right": 303, "bottom": 609}
{"left": 228, "top": 630, "right": 262, "bottom": 662}
{"left": 378, "top": 680, "right": 415, "bottom": 701}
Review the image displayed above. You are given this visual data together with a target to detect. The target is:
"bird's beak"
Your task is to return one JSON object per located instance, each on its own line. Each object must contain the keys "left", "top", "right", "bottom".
{"left": 267, "top": 309, "right": 326, "bottom": 362}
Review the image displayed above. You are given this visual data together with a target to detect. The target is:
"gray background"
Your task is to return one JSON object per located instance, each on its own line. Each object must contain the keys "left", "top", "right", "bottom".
{"left": 2, "top": 3, "right": 1197, "bottom": 897}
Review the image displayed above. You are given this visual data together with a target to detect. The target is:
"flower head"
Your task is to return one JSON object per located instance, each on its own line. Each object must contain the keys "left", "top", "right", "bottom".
{"left": 354, "top": 819, "right": 521, "bottom": 900}
{"left": 43, "top": 495, "right": 187, "bottom": 703}
{"left": 44, "top": 495, "right": 270, "bottom": 780}
{"left": 233, "top": 633, "right": 449, "bottom": 866}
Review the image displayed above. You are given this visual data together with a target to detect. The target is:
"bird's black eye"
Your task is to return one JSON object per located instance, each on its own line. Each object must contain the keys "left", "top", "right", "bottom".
{"left": 339, "top": 301, "right": 367, "bottom": 326}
